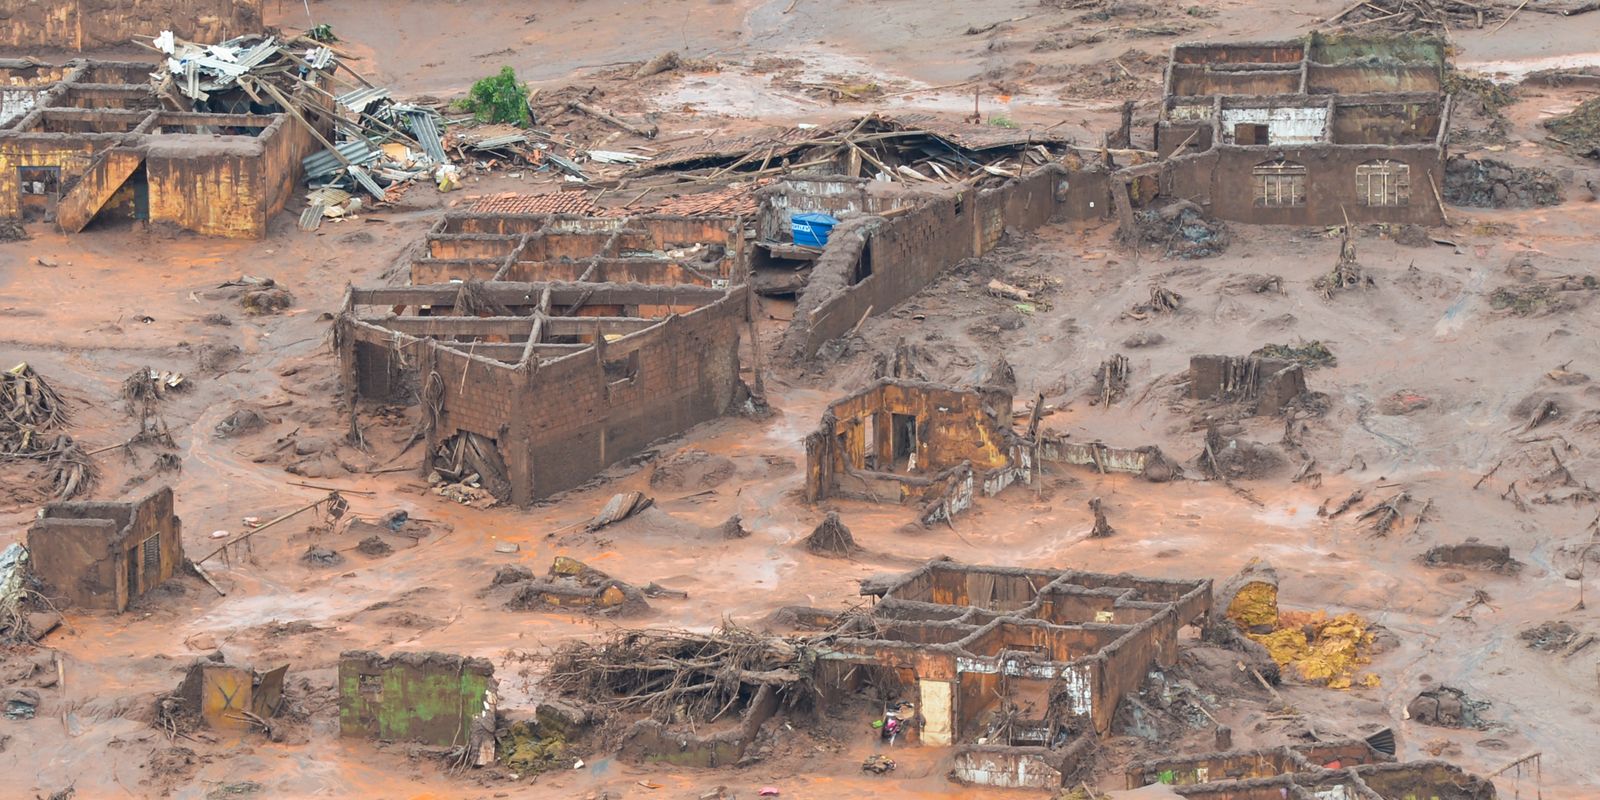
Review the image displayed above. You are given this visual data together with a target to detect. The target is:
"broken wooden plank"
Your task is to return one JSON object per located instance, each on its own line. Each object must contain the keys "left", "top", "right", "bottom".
{"left": 569, "top": 100, "right": 658, "bottom": 139}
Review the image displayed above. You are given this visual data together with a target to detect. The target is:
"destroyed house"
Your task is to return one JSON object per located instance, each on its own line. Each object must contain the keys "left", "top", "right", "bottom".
{"left": 0, "top": 54, "right": 332, "bottom": 237}
{"left": 26, "top": 486, "right": 182, "bottom": 613}
{"left": 804, "top": 379, "right": 1029, "bottom": 525}
{"left": 1127, "top": 34, "right": 1450, "bottom": 226}
{"left": 1126, "top": 742, "right": 1496, "bottom": 800}
{"left": 817, "top": 562, "right": 1211, "bottom": 788}
{"left": 338, "top": 209, "right": 751, "bottom": 507}
{"left": 0, "top": 1, "right": 261, "bottom": 51}
{"left": 804, "top": 379, "right": 1181, "bottom": 523}
{"left": 339, "top": 651, "right": 495, "bottom": 750}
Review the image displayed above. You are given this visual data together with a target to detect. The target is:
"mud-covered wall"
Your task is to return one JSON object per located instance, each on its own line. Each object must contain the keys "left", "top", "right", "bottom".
{"left": 521, "top": 289, "right": 747, "bottom": 503}
{"left": 783, "top": 165, "right": 1077, "bottom": 359}
{"left": 1163, "top": 144, "right": 1446, "bottom": 225}
{"left": 25, "top": 486, "right": 180, "bottom": 612}
{"left": 0, "top": 132, "right": 105, "bottom": 216}
{"left": 144, "top": 115, "right": 303, "bottom": 237}
{"left": 344, "top": 287, "right": 748, "bottom": 507}
{"left": 0, "top": 0, "right": 262, "bottom": 51}
{"left": 338, "top": 651, "right": 493, "bottom": 746}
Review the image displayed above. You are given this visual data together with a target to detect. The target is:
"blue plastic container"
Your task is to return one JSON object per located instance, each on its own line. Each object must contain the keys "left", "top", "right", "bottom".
{"left": 791, "top": 212, "right": 840, "bottom": 248}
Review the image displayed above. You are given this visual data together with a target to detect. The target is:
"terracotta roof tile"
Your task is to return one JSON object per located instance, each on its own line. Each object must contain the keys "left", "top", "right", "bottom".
{"left": 468, "top": 192, "right": 598, "bottom": 215}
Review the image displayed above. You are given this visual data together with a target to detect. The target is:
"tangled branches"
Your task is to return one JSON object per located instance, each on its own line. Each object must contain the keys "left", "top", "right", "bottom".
{"left": 0, "top": 363, "right": 94, "bottom": 499}
{"left": 543, "top": 626, "right": 810, "bottom": 725}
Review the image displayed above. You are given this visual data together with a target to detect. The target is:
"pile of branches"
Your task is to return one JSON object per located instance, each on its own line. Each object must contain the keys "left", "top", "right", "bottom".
{"left": 1, "top": 363, "right": 93, "bottom": 499}
{"left": 1327, "top": 0, "right": 1514, "bottom": 31}
{"left": 543, "top": 626, "right": 811, "bottom": 725}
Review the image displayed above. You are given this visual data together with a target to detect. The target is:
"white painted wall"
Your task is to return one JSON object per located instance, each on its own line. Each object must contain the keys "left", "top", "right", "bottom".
{"left": 1, "top": 89, "right": 42, "bottom": 128}
{"left": 1220, "top": 106, "right": 1328, "bottom": 144}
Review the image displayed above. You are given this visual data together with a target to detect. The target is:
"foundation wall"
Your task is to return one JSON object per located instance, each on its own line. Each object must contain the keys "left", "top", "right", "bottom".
{"left": 0, "top": 0, "right": 262, "bottom": 51}
{"left": 951, "top": 746, "right": 1069, "bottom": 789}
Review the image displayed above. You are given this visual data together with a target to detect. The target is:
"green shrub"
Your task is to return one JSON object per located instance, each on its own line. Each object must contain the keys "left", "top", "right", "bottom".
{"left": 464, "top": 67, "right": 530, "bottom": 126}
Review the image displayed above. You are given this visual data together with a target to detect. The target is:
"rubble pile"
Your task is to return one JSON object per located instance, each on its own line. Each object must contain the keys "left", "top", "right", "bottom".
{"left": 1545, "top": 96, "right": 1600, "bottom": 160}
{"left": 1220, "top": 561, "right": 1381, "bottom": 689}
{"left": 1133, "top": 200, "right": 1228, "bottom": 259}
{"left": 1443, "top": 155, "right": 1564, "bottom": 208}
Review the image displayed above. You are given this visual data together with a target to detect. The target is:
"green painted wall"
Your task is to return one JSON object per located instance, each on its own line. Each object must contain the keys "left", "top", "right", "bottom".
{"left": 338, "top": 654, "right": 492, "bottom": 746}
{"left": 1309, "top": 33, "right": 1445, "bottom": 68}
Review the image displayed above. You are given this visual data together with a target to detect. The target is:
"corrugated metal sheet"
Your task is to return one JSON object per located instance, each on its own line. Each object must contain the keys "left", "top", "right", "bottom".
{"left": 302, "top": 138, "right": 381, "bottom": 178}
{"left": 338, "top": 87, "right": 390, "bottom": 115}
{"left": 347, "top": 164, "right": 387, "bottom": 201}
{"left": 305, "top": 47, "right": 335, "bottom": 70}
{"left": 306, "top": 187, "right": 351, "bottom": 206}
{"left": 471, "top": 133, "right": 528, "bottom": 150}
{"left": 405, "top": 109, "right": 448, "bottom": 164}
{"left": 299, "top": 203, "right": 325, "bottom": 231}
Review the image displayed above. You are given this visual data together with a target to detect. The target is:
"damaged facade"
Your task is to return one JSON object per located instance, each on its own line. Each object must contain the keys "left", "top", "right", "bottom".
{"left": 337, "top": 209, "right": 751, "bottom": 507}
{"left": 0, "top": 0, "right": 260, "bottom": 51}
{"left": 777, "top": 162, "right": 1106, "bottom": 358}
{"left": 0, "top": 51, "right": 331, "bottom": 237}
{"left": 1121, "top": 34, "right": 1452, "bottom": 226}
{"left": 338, "top": 651, "right": 496, "bottom": 752}
{"left": 1126, "top": 741, "right": 1496, "bottom": 799}
{"left": 804, "top": 379, "right": 1179, "bottom": 523}
{"left": 1189, "top": 354, "right": 1309, "bottom": 415}
{"left": 819, "top": 561, "right": 1212, "bottom": 788}
{"left": 25, "top": 486, "right": 182, "bottom": 613}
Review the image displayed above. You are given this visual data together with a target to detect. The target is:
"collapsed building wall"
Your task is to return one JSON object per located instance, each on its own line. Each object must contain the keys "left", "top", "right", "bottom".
{"left": 782, "top": 164, "right": 1094, "bottom": 358}
{"left": 1125, "top": 742, "right": 1495, "bottom": 800}
{"left": 0, "top": 60, "right": 328, "bottom": 237}
{"left": 1189, "top": 354, "right": 1307, "bottom": 415}
{"left": 25, "top": 486, "right": 182, "bottom": 612}
{"left": 1133, "top": 36, "right": 1452, "bottom": 227}
{"left": 338, "top": 281, "right": 749, "bottom": 507}
{"left": 803, "top": 379, "right": 1029, "bottom": 524}
{"left": 825, "top": 561, "right": 1212, "bottom": 760}
{"left": 338, "top": 651, "right": 495, "bottom": 748}
{"left": 0, "top": 0, "right": 261, "bottom": 51}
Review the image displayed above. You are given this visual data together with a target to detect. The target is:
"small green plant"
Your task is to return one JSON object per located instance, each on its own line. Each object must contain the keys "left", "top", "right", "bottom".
{"left": 987, "top": 115, "right": 1018, "bottom": 129}
{"left": 307, "top": 23, "right": 338, "bottom": 43}
{"left": 464, "top": 66, "right": 531, "bottom": 127}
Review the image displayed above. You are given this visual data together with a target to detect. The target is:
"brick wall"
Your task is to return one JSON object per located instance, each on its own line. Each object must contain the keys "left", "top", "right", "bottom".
{"left": 782, "top": 165, "right": 1074, "bottom": 359}
{"left": 343, "top": 288, "right": 749, "bottom": 506}
{"left": 522, "top": 288, "right": 747, "bottom": 500}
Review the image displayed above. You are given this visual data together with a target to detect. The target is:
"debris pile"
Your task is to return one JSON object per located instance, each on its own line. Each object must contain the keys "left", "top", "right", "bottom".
{"left": 1545, "top": 96, "right": 1600, "bottom": 159}
{"left": 1220, "top": 561, "right": 1380, "bottom": 689}
{"left": 0, "top": 362, "right": 93, "bottom": 499}
{"left": 804, "top": 511, "right": 860, "bottom": 556}
{"left": 1253, "top": 342, "right": 1336, "bottom": 369}
{"left": 1327, "top": 0, "right": 1517, "bottom": 32}
{"left": 543, "top": 624, "right": 809, "bottom": 724}
{"left": 1133, "top": 200, "right": 1228, "bottom": 259}
{"left": 641, "top": 113, "right": 1074, "bottom": 188}
{"left": 1443, "top": 155, "right": 1564, "bottom": 208}
{"left": 1406, "top": 685, "right": 1488, "bottom": 729}
{"left": 492, "top": 557, "right": 651, "bottom": 616}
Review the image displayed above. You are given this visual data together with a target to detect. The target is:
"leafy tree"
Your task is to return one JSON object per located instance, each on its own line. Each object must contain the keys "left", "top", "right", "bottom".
{"left": 464, "top": 67, "right": 530, "bottom": 127}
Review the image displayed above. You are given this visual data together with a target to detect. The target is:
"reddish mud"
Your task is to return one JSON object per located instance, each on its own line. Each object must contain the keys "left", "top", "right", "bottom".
{"left": 0, "top": 1, "right": 1597, "bottom": 798}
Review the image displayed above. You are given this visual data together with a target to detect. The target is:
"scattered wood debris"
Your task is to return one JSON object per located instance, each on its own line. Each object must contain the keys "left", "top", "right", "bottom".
{"left": 804, "top": 511, "right": 859, "bottom": 556}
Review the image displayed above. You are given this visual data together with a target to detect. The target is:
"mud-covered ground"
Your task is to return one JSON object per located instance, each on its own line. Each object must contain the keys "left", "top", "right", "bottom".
{"left": 2, "top": 0, "right": 1599, "bottom": 797}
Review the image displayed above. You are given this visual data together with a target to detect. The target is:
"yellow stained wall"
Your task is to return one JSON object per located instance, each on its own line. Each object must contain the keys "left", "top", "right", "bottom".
{"left": 143, "top": 117, "right": 300, "bottom": 238}
{"left": 0, "top": 137, "right": 100, "bottom": 217}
